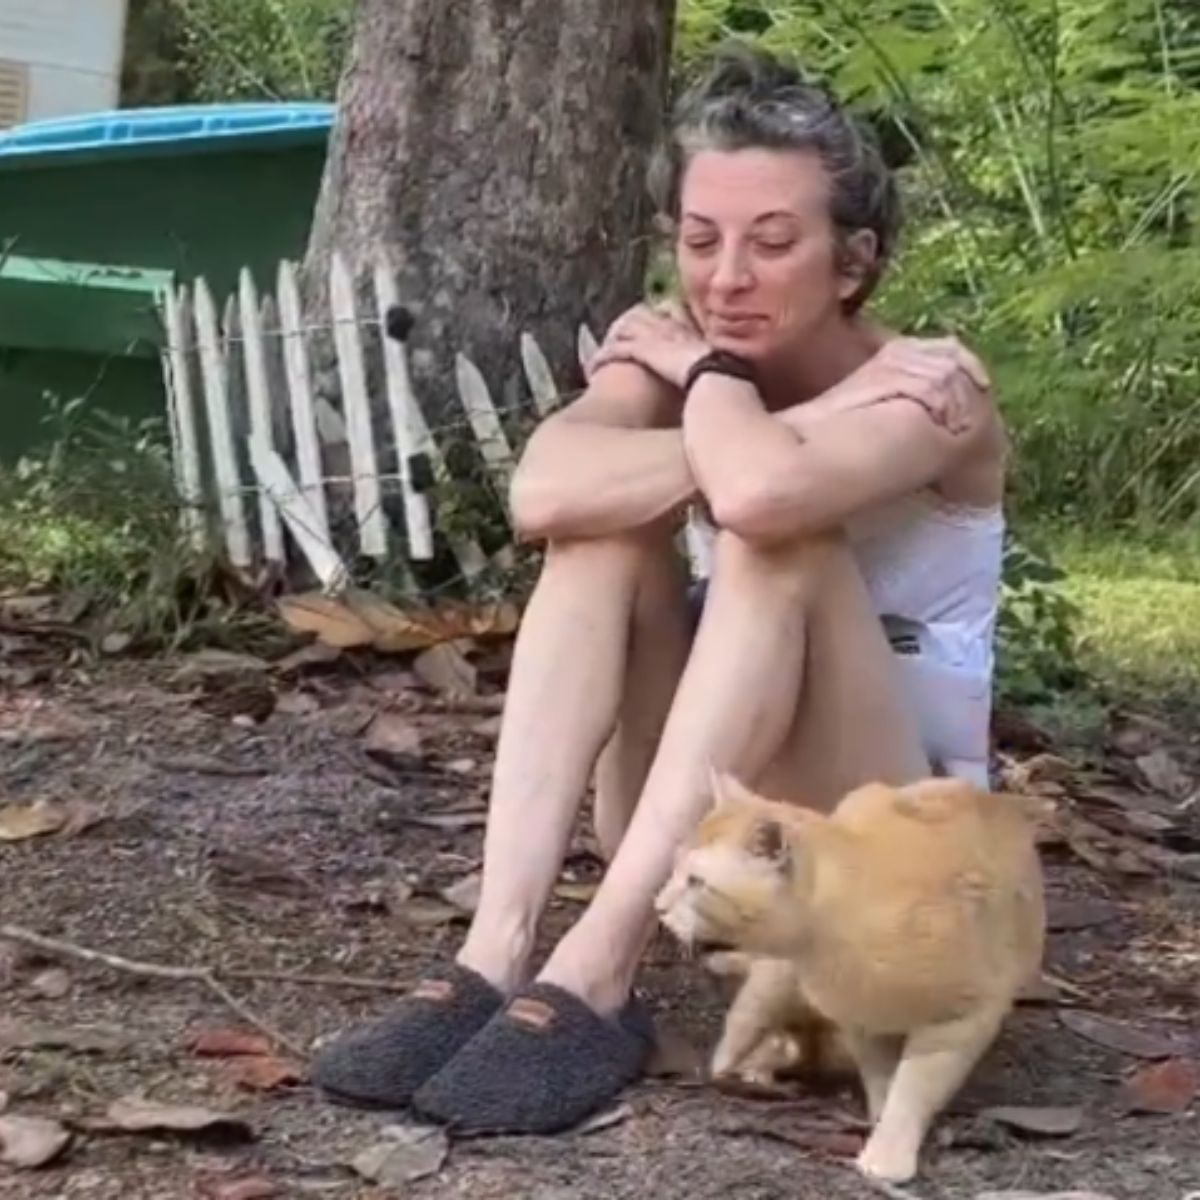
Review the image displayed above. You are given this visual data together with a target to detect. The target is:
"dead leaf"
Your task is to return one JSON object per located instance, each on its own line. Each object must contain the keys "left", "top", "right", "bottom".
{"left": 89, "top": 1096, "right": 253, "bottom": 1140}
{"left": 278, "top": 591, "right": 519, "bottom": 654}
{"left": 196, "top": 1173, "right": 280, "bottom": 1200}
{"left": 173, "top": 649, "right": 271, "bottom": 681}
{"left": 0, "top": 1019, "right": 128, "bottom": 1055}
{"left": 351, "top": 1125, "right": 448, "bottom": 1187}
{"left": 413, "top": 643, "right": 477, "bottom": 697}
{"left": 274, "top": 690, "right": 320, "bottom": 717}
{"left": 1135, "top": 748, "right": 1194, "bottom": 801}
{"left": 364, "top": 712, "right": 424, "bottom": 764}
{"left": 440, "top": 872, "right": 482, "bottom": 914}
{"left": 187, "top": 1028, "right": 274, "bottom": 1058}
{"left": 29, "top": 968, "right": 70, "bottom": 1000}
{"left": 0, "top": 1114, "right": 71, "bottom": 1168}
{"left": 445, "top": 757, "right": 476, "bottom": 775}
{"left": 574, "top": 1102, "right": 634, "bottom": 1134}
{"left": 980, "top": 1105, "right": 1083, "bottom": 1137}
{"left": 395, "top": 898, "right": 469, "bottom": 929}
{"left": 59, "top": 801, "right": 107, "bottom": 838}
{"left": 404, "top": 807, "right": 488, "bottom": 832}
{"left": 100, "top": 632, "right": 133, "bottom": 655}
{"left": 0, "top": 798, "right": 68, "bottom": 842}
{"left": 1059, "top": 1011, "right": 1192, "bottom": 1060}
{"left": 647, "top": 1026, "right": 705, "bottom": 1080}
{"left": 221, "top": 1055, "right": 306, "bottom": 1092}
{"left": 555, "top": 881, "right": 600, "bottom": 904}
{"left": 1046, "top": 897, "right": 1121, "bottom": 931}
{"left": 976, "top": 1193, "right": 1117, "bottom": 1200}
{"left": 274, "top": 641, "right": 342, "bottom": 674}
{"left": 1121, "top": 1058, "right": 1199, "bottom": 1114}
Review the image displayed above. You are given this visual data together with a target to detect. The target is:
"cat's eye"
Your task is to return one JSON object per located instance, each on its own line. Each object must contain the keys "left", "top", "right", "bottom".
{"left": 686, "top": 873, "right": 704, "bottom": 890}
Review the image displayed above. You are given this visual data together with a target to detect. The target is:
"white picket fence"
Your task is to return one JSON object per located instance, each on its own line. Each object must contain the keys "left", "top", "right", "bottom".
{"left": 158, "top": 252, "right": 602, "bottom": 593}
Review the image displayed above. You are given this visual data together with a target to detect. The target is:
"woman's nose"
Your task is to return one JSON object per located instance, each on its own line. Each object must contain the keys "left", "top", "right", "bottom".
{"left": 711, "top": 245, "right": 753, "bottom": 293}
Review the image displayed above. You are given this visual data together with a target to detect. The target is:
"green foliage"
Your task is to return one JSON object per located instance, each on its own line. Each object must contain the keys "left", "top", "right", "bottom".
{"left": 675, "top": 0, "right": 1200, "bottom": 531}
{"left": 121, "top": 0, "right": 351, "bottom": 105}
{"left": 995, "top": 536, "right": 1084, "bottom": 706}
{"left": 0, "top": 402, "right": 267, "bottom": 651}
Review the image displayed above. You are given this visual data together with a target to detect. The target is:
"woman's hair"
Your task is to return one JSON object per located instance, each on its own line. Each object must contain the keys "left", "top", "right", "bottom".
{"left": 649, "top": 42, "right": 901, "bottom": 312}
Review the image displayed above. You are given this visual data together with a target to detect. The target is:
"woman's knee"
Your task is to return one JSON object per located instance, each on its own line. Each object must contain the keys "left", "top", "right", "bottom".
{"left": 708, "top": 526, "right": 851, "bottom": 601}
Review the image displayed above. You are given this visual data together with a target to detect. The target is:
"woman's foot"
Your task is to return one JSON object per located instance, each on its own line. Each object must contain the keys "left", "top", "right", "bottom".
{"left": 311, "top": 962, "right": 505, "bottom": 1109}
{"left": 412, "top": 982, "right": 655, "bottom": 1134}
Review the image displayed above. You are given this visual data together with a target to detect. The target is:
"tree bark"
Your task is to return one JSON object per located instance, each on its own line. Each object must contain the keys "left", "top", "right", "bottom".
{"left": 303, "top": 0, "right": 676, "bottom": 427}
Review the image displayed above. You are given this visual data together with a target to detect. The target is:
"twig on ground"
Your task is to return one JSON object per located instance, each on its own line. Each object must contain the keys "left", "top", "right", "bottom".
{"left": 226, "top": 967, "right": 407, "bottom": 992}
{"left": 0, "top": 924, "right": 360, "bottom": 1059}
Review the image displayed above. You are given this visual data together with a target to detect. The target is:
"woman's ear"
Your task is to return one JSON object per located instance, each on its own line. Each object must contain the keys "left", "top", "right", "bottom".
{"left": 836, "top": 228, "right": 879, "bottom": 302}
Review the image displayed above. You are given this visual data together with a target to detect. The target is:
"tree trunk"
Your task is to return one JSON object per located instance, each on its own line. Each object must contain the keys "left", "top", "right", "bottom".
{"left": 302, "top": 0, "right": 676, "bottom": 428}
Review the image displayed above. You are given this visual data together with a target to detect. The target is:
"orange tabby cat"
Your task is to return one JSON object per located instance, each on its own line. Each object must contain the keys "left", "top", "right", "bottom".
{"left": 656, "top": 771, "right": 1048, "bottom": 1184}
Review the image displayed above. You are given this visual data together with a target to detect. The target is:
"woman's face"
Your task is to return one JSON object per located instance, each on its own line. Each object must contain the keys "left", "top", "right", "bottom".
{"left": 675, "top": 147, "right": 868, "bottom": 360}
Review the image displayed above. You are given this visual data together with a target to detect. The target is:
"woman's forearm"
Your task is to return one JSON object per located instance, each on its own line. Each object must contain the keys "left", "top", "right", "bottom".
{"left": 509, "top": 421, "right": 697, "bottom": 542}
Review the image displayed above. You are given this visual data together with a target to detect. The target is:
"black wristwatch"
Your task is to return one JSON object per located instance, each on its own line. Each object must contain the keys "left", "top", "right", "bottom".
{"left": 684, "top": 349, "right": 757, "bottom": 396}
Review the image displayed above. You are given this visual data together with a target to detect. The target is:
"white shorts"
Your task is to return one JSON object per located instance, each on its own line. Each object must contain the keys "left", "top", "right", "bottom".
{"left": 686, "top": 583, "right": 993, "bottom": 790}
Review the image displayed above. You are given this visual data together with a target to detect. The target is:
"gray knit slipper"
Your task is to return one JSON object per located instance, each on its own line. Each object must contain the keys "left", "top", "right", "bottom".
{"left": 412, "top": 983, "right": 655, "bottom": 1134}
{"left": 312, "top": 962, "right": 503, "bottom": 1109}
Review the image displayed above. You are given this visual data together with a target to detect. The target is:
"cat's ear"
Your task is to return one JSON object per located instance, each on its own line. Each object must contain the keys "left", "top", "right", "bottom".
{"left": 708, "top": 765, "right": 761, "bottom": 811}
{"left": 748, "top": 817, "right": 792, "bottom": 872}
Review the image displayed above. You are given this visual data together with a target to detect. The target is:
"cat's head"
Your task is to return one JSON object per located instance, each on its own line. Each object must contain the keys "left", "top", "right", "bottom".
{"left": 655, "top": 769, "right": 822, "bottom": 958}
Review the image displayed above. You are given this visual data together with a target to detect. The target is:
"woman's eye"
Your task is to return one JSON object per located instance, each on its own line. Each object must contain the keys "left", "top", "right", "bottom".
{"left": 682, "top": 237, "right": 718, "bottom": 253}
{"left": 757, "top": 240, "right": 795, "bottom": 254}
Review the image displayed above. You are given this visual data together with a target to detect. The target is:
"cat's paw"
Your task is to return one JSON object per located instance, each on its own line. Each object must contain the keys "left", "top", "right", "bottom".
{"left": 856, "top": 1135, "right": 919, "bottom": 1185}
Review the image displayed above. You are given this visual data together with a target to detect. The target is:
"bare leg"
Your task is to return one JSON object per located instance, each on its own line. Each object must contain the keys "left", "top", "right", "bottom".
{"left": 841, "top": 1028, "right": 904, "bottom": 1123}
{"left": 592, "top": 545, "right": 693, "bottom": 861}
{"left": 457, "top": 528, "right": 686, "bottom": 992}
{"left": 539, "top": 530, "right": 929, "bottom": 1013}
{"left": 857, "top": 1007, "right": 1006, "bottom": 1184}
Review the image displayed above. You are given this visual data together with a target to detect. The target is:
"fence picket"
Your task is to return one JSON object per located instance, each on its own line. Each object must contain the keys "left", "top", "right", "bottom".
{"left": 372, "top": 262, "right": 434, "bottom": 562}
{"left": 455, "top": 351, "right": 515, "bottom": 499}
{"left": 276, "top": 260, "right": 331, "bottom": 548}
{"left": 161, "top": 286, "right": 205, "bottom": 548}
{"left": 193, "top": 276, "right": 252, "bottom": 568}
{"left": 520, "top": 332, "right": 558, "bottom": 416}
{"left": 238, "top": 269, "right": 285, "bottom": 563}
{"left": 329, "top": 252, "right": 388, "bottom": 560}
{"left": 577, "top": 323, "right": 599, "bottom": 374}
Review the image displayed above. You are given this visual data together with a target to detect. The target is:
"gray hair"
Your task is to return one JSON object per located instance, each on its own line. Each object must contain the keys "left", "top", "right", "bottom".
{"left": 649, "top": 42, "right": 901, "bottom": 312}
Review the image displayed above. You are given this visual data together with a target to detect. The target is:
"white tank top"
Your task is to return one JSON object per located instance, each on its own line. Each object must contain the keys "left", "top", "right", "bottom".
{"left": 685, "top": 490, "right": 1005, "bottom": 684}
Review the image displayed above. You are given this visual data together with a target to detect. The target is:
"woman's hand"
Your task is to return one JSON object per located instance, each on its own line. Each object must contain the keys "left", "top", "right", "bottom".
{"left": 828, "top": 336, "right": 991, "bottom": 434}
{"left": 586, "top": 301, "right": 710, "bottom": 391}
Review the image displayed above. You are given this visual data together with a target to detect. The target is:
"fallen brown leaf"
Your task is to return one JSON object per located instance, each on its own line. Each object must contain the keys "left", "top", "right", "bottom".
{"left": 196, "top": 1173, "right": 280, "bottom": 1200}
{"left": 413, "top": 642, "right": 477, "bottom": 697}
{"left": 555, "top": 881, "right": 600, "bottom": 904}
{"left": 396, "top": 898, "right": 469, "bottom": 929}
{"left": 274, "top": 641, "right": 343, "bottom": 674}
{"left": 278, "top": 591, "right": 519, "bottom": 654}
{"left": 0, "top": 798, "right": 68, "bottom": 842}
{"left": 1120, "top": 1058, "right": 1199, "bottom": 1114}
{"left": 29, "top": 968, "right": 70, "bottom": 1000}
{"left": 0, "top": 1019, "right": 128, "bottom": 1055}
{"left": 980, "top": 1105, "right": 1083, "bottom": 1137}
{"left": 187, "top": 1028, "right": 274, "bottom": 1058}
{"left": 1059, "top": 1011, "right": 1192, "bottom": 1060}
{"left": 440, "top": 872, "right": 482, "bottom": 914}
{"left": 403, "top": 807, "right": 488, "bottom": 832}
{"left": 1135, "top": 748, "right": 1193, "bottom": 801}
{"left": 273, "top": 690, "right": 320, "bottom": 717}
{"left": 0, "top": 1114, "right": 72, "bottom": 1168}
{"left": 364, "top": 712, "right": 424, "bottom": 764}
{"left": 221, "top": 1054, "right": 306, "bottom": 1092}
{"left": 88, "top": 1096, "right": 253, "bottom": 1140}
{"left": 351, "top": 1125, "right": 448, "bottom": 1187}
{"left": 574, "top": 1102, "right": 635, "bottom": 1134}
{"left": 976, "top": 1193, "right": 1117, "bottom": 1200}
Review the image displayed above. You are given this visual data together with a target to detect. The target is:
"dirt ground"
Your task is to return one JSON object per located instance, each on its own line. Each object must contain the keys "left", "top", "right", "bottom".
{"left": 2, "top": 647, "right": 1198, "bottom": 1200}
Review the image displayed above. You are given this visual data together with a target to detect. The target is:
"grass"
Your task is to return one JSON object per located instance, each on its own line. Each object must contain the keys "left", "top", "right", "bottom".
{"left": 1036, "top": 522, "right": 1200, "bottom": 702}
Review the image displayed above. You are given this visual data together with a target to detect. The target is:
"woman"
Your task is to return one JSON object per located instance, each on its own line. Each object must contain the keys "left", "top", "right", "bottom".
{"left": 313, "top": 44, "right": 1006, "bottom": 1134}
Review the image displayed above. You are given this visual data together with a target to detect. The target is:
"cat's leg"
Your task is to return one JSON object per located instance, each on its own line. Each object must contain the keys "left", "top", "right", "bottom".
{"left": 456, "top": 526, "right": 691, "bottom": 993}
{"left": 839, "top": 1028, "right": 903, "bottom": 1123}
{"left": 857, "top": 1006, "right": 1006, "bottom": 1184}
{"left": 711, "top": 963, "right": 780, "bottom": 1079}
